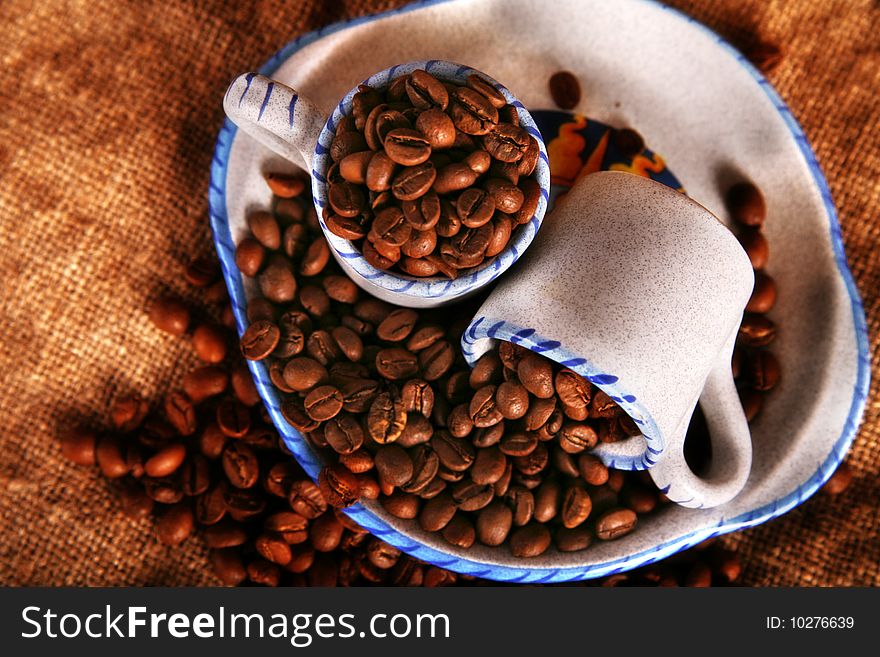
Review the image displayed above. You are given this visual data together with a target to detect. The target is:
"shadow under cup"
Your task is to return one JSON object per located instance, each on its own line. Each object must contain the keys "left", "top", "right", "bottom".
{"left": 310, "top": 60, "right": 551, "bottom": 306}
{"left": 461, "top": 319, "right": 666, "bottom": 471}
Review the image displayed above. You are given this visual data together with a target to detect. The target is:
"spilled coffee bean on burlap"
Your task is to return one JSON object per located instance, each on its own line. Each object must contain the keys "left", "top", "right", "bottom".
{"left": 323, "top": 69, "right": 542, "bottom": 279}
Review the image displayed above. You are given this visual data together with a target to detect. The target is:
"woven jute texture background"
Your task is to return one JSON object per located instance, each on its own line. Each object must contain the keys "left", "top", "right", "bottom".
{"left": 0, "top": 0, "right": 877, "bottom": 586}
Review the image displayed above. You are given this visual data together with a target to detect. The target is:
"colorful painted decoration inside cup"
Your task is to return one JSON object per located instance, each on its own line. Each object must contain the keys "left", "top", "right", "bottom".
{"left": 531, "top": 110, "right": 683, "bottom": 208}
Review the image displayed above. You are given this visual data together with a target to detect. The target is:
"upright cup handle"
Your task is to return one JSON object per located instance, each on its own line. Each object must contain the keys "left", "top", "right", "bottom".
{"left": 223, "top": 72, "right": 326, "bottom": 171}
{"left": 649, "top": 331, "right": 752, "bottom": 509}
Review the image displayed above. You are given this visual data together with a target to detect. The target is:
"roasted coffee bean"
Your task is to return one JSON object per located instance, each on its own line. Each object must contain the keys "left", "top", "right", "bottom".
{"left": 204, "top": 520, "right": 249, "bottom": 548}
{"left": 240, "top": 320, "right": 280, "bottom": 360}
{"left": 747, "top": 349, "right": 780, "bottom": 391}
{"left": 473, "top": 499, "right": 512, "bottom": 547}
{"left": 256, "top": 532, "right": 293, "bottom": 565}
{"left": 613, "top": 128, "right": 645, "bottom": 159}
{"left": 418, "top": 340, "right": 454, "bottom": 381}
{"left": 451, "top": 480, "right": 494, "bottom": 511}
{"left": 247, "top": 211, "right": 281, "bottom": 250}
{"left": 375, "top": 444, "right": 414, "bottom": 488}
{"left": 384, "top": 128, "right": 432, "bottom": 166}
{"left": 555, "top": 527, "right": 593, "bottom": 552}
{"left": 331, "top": 127, "right": 368, "bottom": 163}
{"left": 483, "top": 123, "right": 530, "bottom": 162}
{"left": 95, "top": 435, "right": 128, "bottom": 479}
{"left": 578, "top": 453, "right": 609, "bottom": 486}
{"left": 397, "top": 413, "right": 434, "bottom": 448}
{"left": 469, "top": 352, "right": 502, "bottom": 389}
{"left": 145, "top": 442, "right": 186, "bottom": 478}
{"left": 300, "top": 237, "right": 331, "bottom": 277}
{"left": 495, "top": 381, "right": 529, "bottom": 420}
{"left": 310, "top": 512, "right": 345, "bottom": 552}
{"left": 440, "top": 224, "right": 491, "bottom": 268}
{"left": 513, "top": 442, "right": 548, "bottom": 476}
{"left": 144, "top": 474, "right": 184, "bottom": 504}
{"left": 164, "top": 391, "right": 197, "bottom": 436}
{"left": 469, "top": 385, "right": 503, "bottom": 428}
{"left": 726, "top": 182, "right": 766, "bottom": 227}
{"left": 340, "top": 378, "right": 381, "bottom": 413}
{"left": 399, "top": 247, "right": 438, "bottom": 274}
{"left": 517, "top": 351, "right": 554, "bottom": 399}
{"left": 287, "top": 480, "right": 328, "bottom": 520}
{"left": 266, "top": 172, "right": 307, "bottom": 197}
{"left": 304, "top": 385, "right": 344, "bottom": 422}
{"left": 624, "top": 487, "right": 658, "bottom": 514}
{"left": 156, "top": 503, "right": 194, "bottom": 546}
{"left": 510, "top": 523, "right": 551, "bottom": 557}
{"left": 322, "top": 413, "right": 364, "bottom": 455}
{"left": 420, "top": 477, "right": 447, "bottom": 500}
{"left": 210, "top": 548, "right": 247, "bottom": 585}
{"left": 326, "top": 213, "right": 367, "bottom": 240}
{"left": 367, "top": 391, "right": 407, "bottom": 444}
{"left": 739, "top": 228, "right": 769, "bottom": 269}
{"left": 483, "top": 178, "right": 524, "bottom": 214}
{"left": 450, "top": 87, "right": 498, "bottom": 135}
{"left": 222, "top": 442, "right": 259, "bottom": 489}
{"left": 406, "top": 69, "right": 449, "bottom": 110}
{"left": 196, "top": 484, "right": 227, "bottom": 525}
{"left": 559, "top": 422, "right": 598, "bottom": 454}
{"left": 555, "top": 368, "right": 591, "bottom": 412}
{"left": 447, "top": 403, "right": 474, "bottom": 438}
{"left": 548, "top": 70, "right": 581, "bottom": 109}
{"left": 485, "top": 213, "right": 513, "bottom": 258}
{"left": 441, "top": 514, "right": 476, "bottom": 549}
{"left": 595, "top": 508, "right": 638, "bottom": 540}
{"left": 746, "top": 271, "right": 777, "bottom": 313}
{"left": 513, "top": 176, "right": 541, "bottom": 224}
{"left": 258, "top": 255, "right": 297, "bottom": 303}
{"left": 110, "top": 395, "right": 149, "bottom": 433}
{"left": 372, "top": 207, "right": 412, "bottom": 247}
{"left": 216, "top": 397, "right": 251, "bottom": 438}
{"left": 456, "top": 188, "right": 495, "bottom": 228}
{"left": 562, "top": 485, "right": 592, "bottom": 528}
{"left": 399, "top": 444, "right": 438, "bottom": 493}
{"left": 433, "top": 162, "right": 477, "bottom": 195}
{"left": 365, "top": 151, "right": 397, "bottom": 192}
{"left": 339, "top": 150, "right": 374, "bottom": 185}
{"left": 431, "top": 431, "right": 475, "bottom": 472}
{"left": 373, "top": 347, "right": 416, "bottom": 380}
{"left": 184, "top": 255, "right": 219, "bottom": 287}
{"left": 182, "top": 365, "right": 228, "bottom": 404}
{"left": 822, "top": 462, "right": 853, "bottom": 495}
{"left": 466, "top": 74, "right": 506, "bottom": 108}
{"left": 381, "top": 490, "right": 421, "bottom": 519}
{"left": 401, "top": 379, "right": 435, "bottom": 417}
{"left": 118, "top": 483, "right": 154, "bottom": 519}
{"left": 738, "top": 313, "right": 777, "bottom": 346}
{"left": 149, "top": 296, "right": 190, "bottom": 336}
{"left": 419, "top": 491, "right": 457, "bottom": 531}
{"left": 533, "top": 479, "right": 561, "bottom": 523}
{"left": 376, "top": 308, "right": 418, "bottom": 342}
{"left": 518, "top": 137, "right": 540, "bottom": 177}
{"left": 391, "top": 162, "right": 437, "bottom": 201}
{"left": 590, "top": 390, "right": 619, "bottom": 418}
{"left": 282, "top": 222, "right": 309, "bottom": 259}
{"left": 318, "top": 464, "right": 361, "bottom": 508}
{"left": 60, "top": 426, "right": 97, "bottom": 466}
{"left": 499, "top": 431, "right": 537, "bottom": 457}
{"left": 283, "top": 357, "right": 328, "bottom": 393}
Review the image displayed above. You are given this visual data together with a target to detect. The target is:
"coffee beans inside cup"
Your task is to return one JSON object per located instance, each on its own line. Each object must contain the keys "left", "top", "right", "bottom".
{"left": 322, "top": 69, "right": 542, "bottom": 279}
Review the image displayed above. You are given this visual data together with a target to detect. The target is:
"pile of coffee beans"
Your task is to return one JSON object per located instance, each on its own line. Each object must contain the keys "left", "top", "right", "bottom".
{"left": 236, "top": 170, "right": 689, "bottom": 559}
{"left": 726, "top": 181, "right": 780, "bottom": 422}
{"left": 321, "top": 69, "right": 542, "bottom": 279}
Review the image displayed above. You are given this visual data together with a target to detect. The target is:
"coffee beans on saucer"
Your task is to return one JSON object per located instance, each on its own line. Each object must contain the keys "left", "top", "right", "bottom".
{"left": 322, "top": 69, "right": 542, "bottom": 279}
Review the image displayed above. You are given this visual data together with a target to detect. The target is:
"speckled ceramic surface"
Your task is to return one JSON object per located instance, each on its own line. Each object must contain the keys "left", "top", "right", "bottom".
{"left": 208, "top": 0, "right": 869, "bottom": 581}
{"left": 224, "top": 60, "right": 551, "bottom": 309}
{"left": 464, "top": 171, "right": 754, "bottom": 508}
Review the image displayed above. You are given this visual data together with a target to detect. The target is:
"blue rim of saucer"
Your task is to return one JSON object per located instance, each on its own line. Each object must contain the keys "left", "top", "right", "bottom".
{"left": 208, "top": 0, "right": 870, "bottom": 582}
{"left": 311, "top": 59, "right": 551, "bottom": 301}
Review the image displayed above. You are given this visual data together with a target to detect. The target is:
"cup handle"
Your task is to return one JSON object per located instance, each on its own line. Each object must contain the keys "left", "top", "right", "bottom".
{"left": 649, "top": 332, "right": 752, "bottom": 509}
{"left": 223, "top": 72, "right": 326, "bottom": 171}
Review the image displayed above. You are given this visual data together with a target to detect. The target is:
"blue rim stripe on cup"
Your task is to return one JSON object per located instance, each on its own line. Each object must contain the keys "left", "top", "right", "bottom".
{"left": 461, "top": 315, "right": 664, "bottom": 471}
{"left": 311, "top": 59, "right": 551, "bottom": 303}
{"left": 208, "top": 0, "right": 870, "bottom": 582}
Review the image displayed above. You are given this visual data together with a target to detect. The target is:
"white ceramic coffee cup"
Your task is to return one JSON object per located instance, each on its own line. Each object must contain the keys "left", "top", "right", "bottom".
{"left": 462, "top": 171, "right": 755, "bottom": 509}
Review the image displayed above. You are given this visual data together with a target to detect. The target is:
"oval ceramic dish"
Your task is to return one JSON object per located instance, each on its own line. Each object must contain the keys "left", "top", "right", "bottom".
{"left": 209, "top": 0, "right": 869, "bottom": 582}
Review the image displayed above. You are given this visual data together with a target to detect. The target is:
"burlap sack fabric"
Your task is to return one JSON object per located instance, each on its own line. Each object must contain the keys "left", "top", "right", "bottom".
{"left": 0, "top": 0, "right": 877, "bottom": 586}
